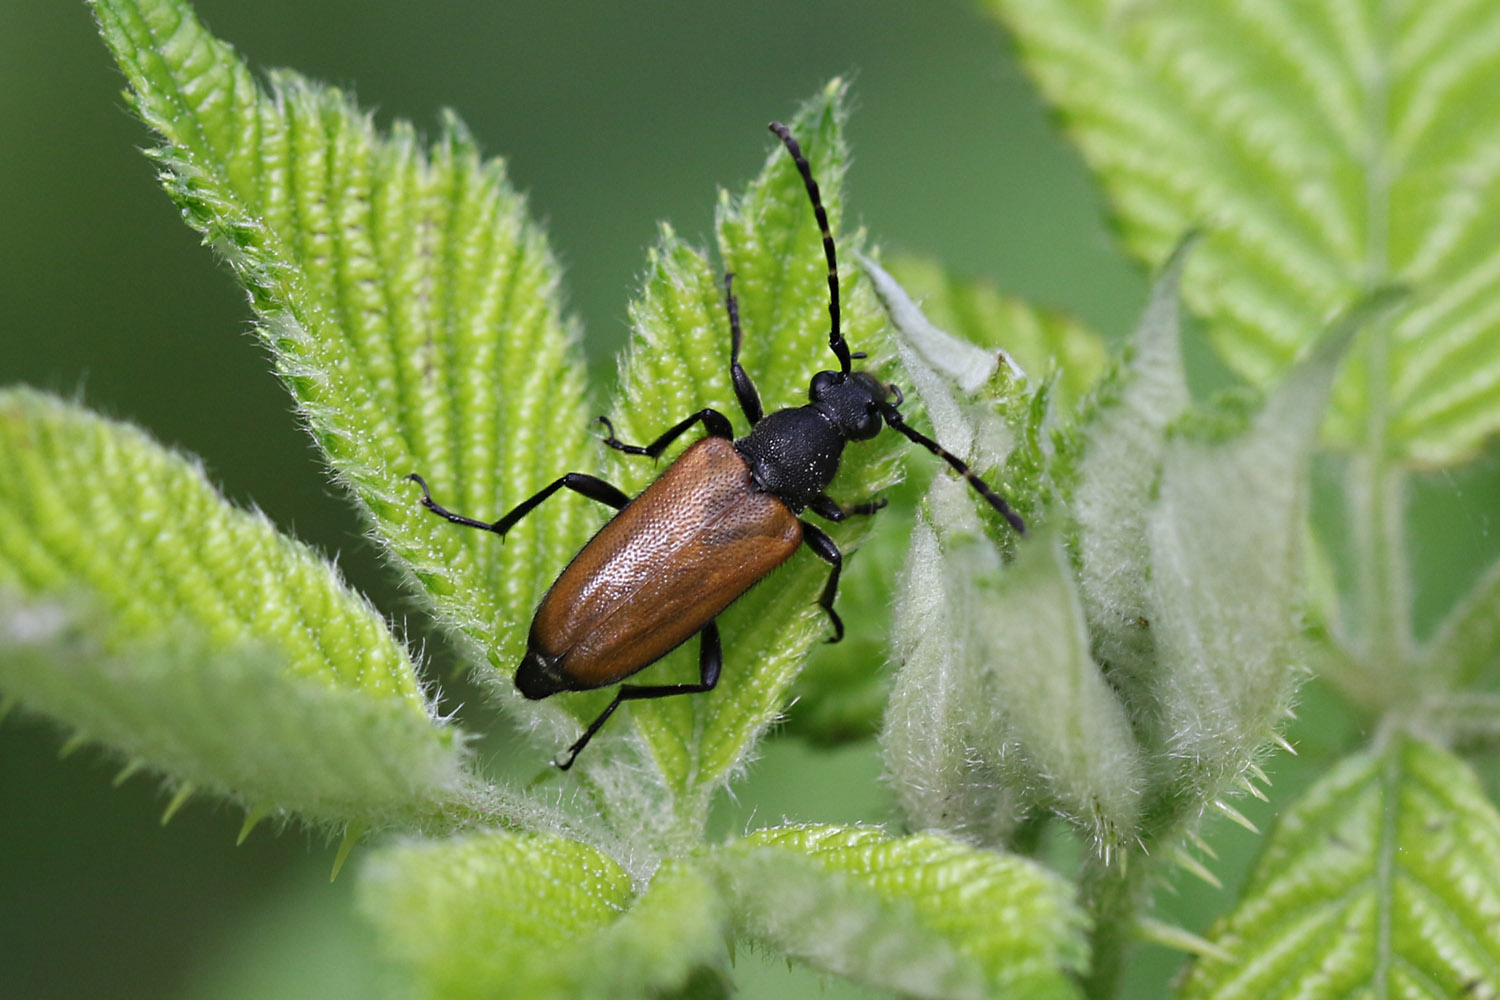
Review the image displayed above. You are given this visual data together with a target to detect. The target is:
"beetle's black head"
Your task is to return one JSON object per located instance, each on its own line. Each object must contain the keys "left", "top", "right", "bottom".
{"left": 809, "top": 369, "right": 891, "bottom": 442}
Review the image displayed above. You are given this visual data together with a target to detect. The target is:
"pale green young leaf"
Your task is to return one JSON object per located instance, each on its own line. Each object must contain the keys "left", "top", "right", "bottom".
{"left": 1421, "top": 555, "right": 1500, "bottom": 691}
{"left": 0, "top": 388, "right": 481, "bottom": 828}
{"left": 1071, "top": 240, "right": 1193, "bottom": 706}
{"left": 884, "top": 253, "right": 1109, "bottom": 410}
{"left": 859, "top": 253, "right": 1015, "bottom": 479}
{"left": 717, "top": 824, "right": 1085, "bottom": 1000}
{"left": 889, "top": 514, "right": 1145, "bottom": 856}
{"left": 358, "top": 830, "right": 728, "bottom": 1000}
{"left": 89, "top": 0, "right": 595, "bottom": 706}
{"left": 590, "top": 82, "right": 902, "bottom": 811}
{"left": 1180, "top": 737, "right": 1500, "bottom": 999}
{"left": 990, "top": 0, "right": 1500, "bottom": 466}
{"left": 1140, "top": 295, "right": 1391, "bottom": 823}
{"left": 866, "top": 253, "right": 1119, "bottom": 846}
{"left": 882, "top": 500, "right": 1022, "bottom": 846}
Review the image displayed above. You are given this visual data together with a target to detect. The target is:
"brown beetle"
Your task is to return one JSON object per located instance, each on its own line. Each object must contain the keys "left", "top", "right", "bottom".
{"left": 409, "top": 122, "right": 1025, "bottom": 768}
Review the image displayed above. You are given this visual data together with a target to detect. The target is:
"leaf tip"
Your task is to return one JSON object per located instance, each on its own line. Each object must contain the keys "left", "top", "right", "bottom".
{"left": 1136, "top": 916, "right": 1234, "bottom": 963}
{"left": 237, "top": 805, "right": 269, "bottom": 846}
{"left": 160, "top": 783, "right": 195, "bottom": 826}
{"left": 1211, "top": 799, "right": 1259, "bottom": 835}
{"left": 58, "top": 729, "right": 90, "bottom": 760}
{"left": 112, "top": 758, "right": 145, "bottom": 788}
{"left": 331, "top": 822, "right": 365, "bottom": 881}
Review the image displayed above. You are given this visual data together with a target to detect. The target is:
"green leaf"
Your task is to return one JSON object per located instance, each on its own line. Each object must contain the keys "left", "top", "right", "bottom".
{"left": 1071, "top": 239, "right": 1194, "bottom": 710}
{"left": 89, "top": 0, "right": 595, "bottom": 708}
{"left": 990, "top": 0, "right": 1500, "bottom": 466}
{"left": 358, "top": 830, "right": 728, "bottom": 1000}
{"left": 1422, "top": 554, "right": 1500, "bottom": 691}
{"left": 1137, "top": 295, "right": 1388, "bottom": 821}
{"left": 1180, "top": 737, "right": 1500, "bottom": 999}
{"left": 585, "top": 81, "right": 902, "bottom": 814}
{"left": 884, "top": 508, "right": 1146, "bottom": 855}
{"left": 882, "top": 254, "right": 1109, "bottom": 410}
{"left": 859, "top": 252, "right": 1019, "bottom": 485}
{"left": 0, "top": 388, "right": 480, "bottom": 828}
{"left": 716, "top": 824, "right": 1085, "bottom": 1000}
{"left": 868, "top": 251, "right": 1145, "bottom": 850}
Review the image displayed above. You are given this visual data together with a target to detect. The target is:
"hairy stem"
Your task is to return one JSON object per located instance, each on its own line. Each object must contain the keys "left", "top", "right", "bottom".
{"left": 1078, "top": 853, "right": 1148, "bottom": 999}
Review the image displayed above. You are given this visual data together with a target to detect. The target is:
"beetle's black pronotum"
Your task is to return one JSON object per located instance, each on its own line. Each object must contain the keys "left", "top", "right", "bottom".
{"left": 409, "top": 122, "right": 1025, "bottom": 768}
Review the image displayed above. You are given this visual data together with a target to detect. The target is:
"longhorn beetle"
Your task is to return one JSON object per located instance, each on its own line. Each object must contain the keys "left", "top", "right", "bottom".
{"left": 409, "top": 122, "right": 1026, "bottom": 769}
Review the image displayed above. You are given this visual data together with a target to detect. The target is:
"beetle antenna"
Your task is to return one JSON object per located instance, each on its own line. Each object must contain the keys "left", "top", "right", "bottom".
{"left": 878, "top": 403, "right": 1027, "bottom": 535}
{"left": 769, "top": 121, "right": 850, "bottom": 375}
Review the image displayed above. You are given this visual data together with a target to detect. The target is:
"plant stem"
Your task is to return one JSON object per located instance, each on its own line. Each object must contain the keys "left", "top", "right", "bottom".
{"left": 1078, "top": 852, "right": 1148, "bottom": 999}
{"left": 1346, "top": 308, "right": 1411, "bottom": 713}
{"left": 1346, "top": 0, "right": 1411, "bottom": 709}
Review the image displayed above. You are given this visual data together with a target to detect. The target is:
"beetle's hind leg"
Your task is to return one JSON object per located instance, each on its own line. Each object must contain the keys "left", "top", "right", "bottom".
{"left": 555, "top": 622, "right": 724, "bottom": 770}
{"left": 406, "top": 471, "right": 628, "bottom": 537}
{"left": 596, "top": 407, "right": 734, "bottom": 459}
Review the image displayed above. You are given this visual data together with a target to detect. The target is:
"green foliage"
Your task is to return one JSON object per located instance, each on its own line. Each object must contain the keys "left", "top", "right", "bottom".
{"left": 359, "top": 832, "right": 728, "bottom": 1000}
{"left": 3, "top": 0, "right": 1493, "bottom": 996}
{"left": 0, "top": 388, "right": 477, "bottom": 830}
{"left": 92, "top": 0, "right": 597, "bottom": 692}
{"left": 719, "top": 824, "right": 1085, "bottom": 1000}
{"left": 1180, "top": 737, "right": 1500, "bottom": 999}
{"left": 989, "top": 0, "right": 1500, "bottom": 467}
{"left": 982, "top": 0, "right": 1500, "bottom": 995}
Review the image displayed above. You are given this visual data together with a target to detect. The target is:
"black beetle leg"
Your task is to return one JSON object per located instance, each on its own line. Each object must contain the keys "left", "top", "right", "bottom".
{"left": 556, "top": 621, "right": 723, "bottom": 770}
{"left": 597, "top": 408, "right": 735, "bottom": 459}
{"left": 725, "top": 273, "right": 766, "bottom": 427}
{"left": 799, "top": 521, "right": 845, "bottom": 643}
{"left": 809, "top": 493, "right": 888, "bottom": 522}
{"left": 407, "top": 471, "right": 628, "bottom": 537}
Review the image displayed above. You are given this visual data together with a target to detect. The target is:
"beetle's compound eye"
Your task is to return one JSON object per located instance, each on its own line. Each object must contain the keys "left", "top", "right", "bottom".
{"left": 809, "top": 370, "right": 842, "bottom": 402}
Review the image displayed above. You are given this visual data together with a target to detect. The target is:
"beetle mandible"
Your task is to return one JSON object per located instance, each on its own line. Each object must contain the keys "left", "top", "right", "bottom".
{"left": 408, "top": 122, "right": 1026, "bottom": 769}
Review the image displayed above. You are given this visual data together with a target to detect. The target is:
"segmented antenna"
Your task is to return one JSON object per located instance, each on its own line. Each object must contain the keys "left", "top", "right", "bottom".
{"left": 769, "top": 121, "right": 849, "bottom": 374}
{"left": 879, "top": 403, "right": 1028, "bottom": 535}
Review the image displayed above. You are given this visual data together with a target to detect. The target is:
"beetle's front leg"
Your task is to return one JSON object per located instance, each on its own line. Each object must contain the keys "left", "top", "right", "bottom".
{"left": 596, "top": 408, "right": 734, "bottom": 459}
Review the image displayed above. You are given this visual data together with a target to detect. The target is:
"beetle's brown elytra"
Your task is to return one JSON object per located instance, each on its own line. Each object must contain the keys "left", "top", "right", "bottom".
{"left": 525, "top": 436, "right": 802, "bottom": 694}
{"left": 408, "top": 122, "right": 1025, "bottom": 769}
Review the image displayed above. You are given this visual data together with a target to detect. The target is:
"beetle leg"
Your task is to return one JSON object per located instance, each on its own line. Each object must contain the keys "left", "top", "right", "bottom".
{"left": 798, "top": 521, "right": 846, "bottom": 643}
{"left": 808, "top": 493, "right": 888, "bottom": 522}
{"left": 596, "top": 408, "right": 734, "bottom": 459}
{"left": 406, "top": 471, "right": 628, "bottom": 537}
{"left": 725, "top": 273, "right": 765, "bottom": 427}
{"left": 556, "top": 621, "right": 723, "bottom": 770}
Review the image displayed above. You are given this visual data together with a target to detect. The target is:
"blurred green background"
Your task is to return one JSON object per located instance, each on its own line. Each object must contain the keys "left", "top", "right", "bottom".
{"left": 3, "top": 2, "right": 1495, "bottom": 998}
